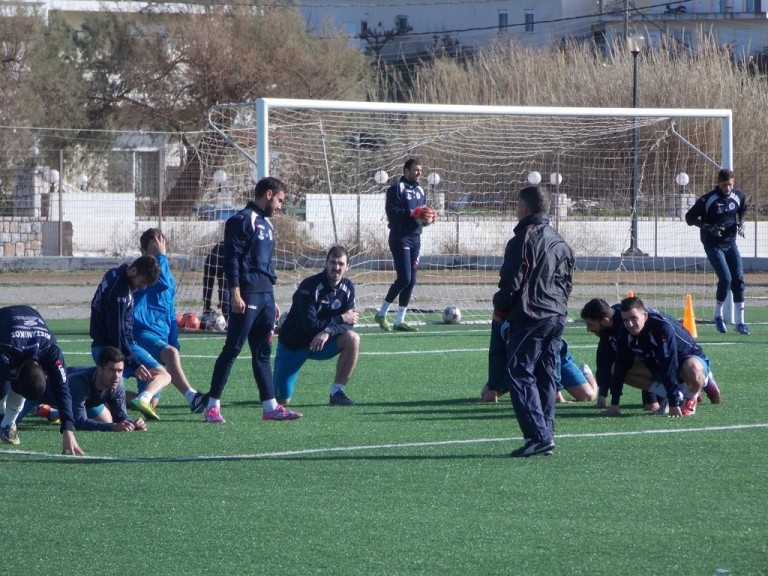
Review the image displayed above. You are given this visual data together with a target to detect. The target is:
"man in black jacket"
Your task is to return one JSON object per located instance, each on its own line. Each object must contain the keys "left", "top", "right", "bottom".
{"left": 492, "top": 185, "right": 574, "bottom": 458}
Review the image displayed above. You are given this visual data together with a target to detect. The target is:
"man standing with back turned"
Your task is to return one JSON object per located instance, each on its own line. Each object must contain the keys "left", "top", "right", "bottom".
{"left": 493, "top": 185, "right": 574, "bottom": 458}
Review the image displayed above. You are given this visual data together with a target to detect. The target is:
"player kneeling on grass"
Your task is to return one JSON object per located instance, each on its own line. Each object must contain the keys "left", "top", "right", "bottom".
{"left": 605, "top": 297, "right": 716, "bottom": 418}
{"left": 30, "top": 347, "right": 146, "bottom": 432}
{"left": 479, "top": 318, "right": 596, "bottom": 404}
{"left": 274, "top": 245, "right": 360, "bottom": 407}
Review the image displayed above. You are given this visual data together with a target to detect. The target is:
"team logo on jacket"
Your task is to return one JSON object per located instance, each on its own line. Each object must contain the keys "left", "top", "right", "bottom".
{"left": 331, "top": 299, "right": 342, "bottom": 310}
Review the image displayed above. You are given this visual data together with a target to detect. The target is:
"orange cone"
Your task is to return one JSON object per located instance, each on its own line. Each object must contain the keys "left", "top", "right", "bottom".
{"left": 627, "top": 290, "right": 634, "bottom": 298}
{"left": 683, "top": 294, "right": 698, "bottom": 338}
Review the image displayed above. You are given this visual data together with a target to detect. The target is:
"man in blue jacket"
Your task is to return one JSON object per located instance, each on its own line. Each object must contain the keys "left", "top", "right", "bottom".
{"left": 200, "top": 176, "right": 302, "bottom": 423}
{"left": 493, "top": 185, "right": 574, "bottom": 458}
{"left": 274, "top": 245, "right": 359, "bottom": 407}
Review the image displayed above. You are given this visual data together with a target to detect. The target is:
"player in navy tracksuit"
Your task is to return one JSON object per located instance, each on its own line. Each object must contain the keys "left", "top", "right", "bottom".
{"left": 201, "top": 176, "right": 302, "bottom": 423}
{"left": 493, "top": 185, "right": 574, "bottom": 458}
{"left": 375, "top": 157, "right": 435, "bottom": 332}
{"left": 0, "top": 305, "right": 84, "bottom": 454}
{"left": 685, "top": 168, "right": 749, "bottom": 334}
{"left": 90, "top": 255, "right": 170, "bottom": 420}
{"left": 607, "top": 297, "right": 716, "bottom": 417}
{"left": 273, "top": 245, "right": 360, "bottom": 406}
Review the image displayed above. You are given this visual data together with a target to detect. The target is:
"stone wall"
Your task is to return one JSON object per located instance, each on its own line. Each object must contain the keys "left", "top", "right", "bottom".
{"left": 0, "top": 218, "right": 43, "bottom": 257}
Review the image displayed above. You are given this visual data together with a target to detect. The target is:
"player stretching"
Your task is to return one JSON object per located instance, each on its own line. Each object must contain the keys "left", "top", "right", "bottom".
{"left": 200, "top": 177, "right": 302, "bottom": 423}
{"left": 374, "top": 157, "right": 436, "bottom": 332}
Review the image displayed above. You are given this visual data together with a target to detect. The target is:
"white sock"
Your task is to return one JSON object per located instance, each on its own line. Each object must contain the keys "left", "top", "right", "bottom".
{"left": 331, "top": 383, "right": 345, "bottom": 396}
{"left": 183, "top": 389, "right": 197, "bottom": 402}
{"left": 395, "top": 306, "right": 407, "bottom": 325}
{"left": 736, "top": 302, "right": 745, "bottom": 324}
{"left": 263, "top": 399, "right": 279, "bottom": 412}
{"left": 714, "top": 301, "right": 724, "bottom": 318}
{"left": 207, "top": 397, "right": 220, "bottom": 410}
{"left": 137, "top": 391, "right": 152, "bottom": 404}
{"left": 1, "top": 392, "right": 25, "bottom": 428}
{"left": 378, "top": 302, "right": 391, "bottom": 317}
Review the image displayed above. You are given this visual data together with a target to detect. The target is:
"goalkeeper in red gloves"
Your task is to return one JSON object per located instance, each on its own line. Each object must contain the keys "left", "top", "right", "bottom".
{"left": 375, "top": 157, "right": 436, "bottom": 332}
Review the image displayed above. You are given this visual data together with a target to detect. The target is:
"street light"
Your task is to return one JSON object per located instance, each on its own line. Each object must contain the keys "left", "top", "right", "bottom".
{"left": 374, "top": 170, "right": 389, "bottom": 185}
{"left": 76, "top": 174, "right": 88, "bottom": 190}
{"left": 527, "top": 171, "right": 542, "bottom": 185}
{"left": 624, "top": 31, "right": 647, "bottom": 257}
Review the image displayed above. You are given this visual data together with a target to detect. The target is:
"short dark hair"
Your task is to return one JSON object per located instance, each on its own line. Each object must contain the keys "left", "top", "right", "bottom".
{"left": 254, "top": 176, "right": 286, "bottom": 199}
{"left": 326, "top": 245, "right": 349, "bottom": 263}
{"left": 620, "top": 296, "right": 646, "bottom": 313}
{"left": 519, "top": 185, "right": 550, "bottom": 214}
{"left": 97, "top": 346, "right": 125, "bottom": 367}
{"left": 718, "top": 168, "right": 735, "bottom": 182}
{"left": 12, "top": 359, "right": 46, "bottom": 400}
{"left": 403, "top": 157, "right": 421, "bottom": 171}
{"left": 130, "top": 255, "right": 160, "bottom": 284}
{"left": 580, "top": 298, "right": 612, "bottom": 321}
{"left": 139, "top": 228, "right": 163, "bottom": 252}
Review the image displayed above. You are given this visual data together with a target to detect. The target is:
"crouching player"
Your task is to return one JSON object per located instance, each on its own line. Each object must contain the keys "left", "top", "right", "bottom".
{"left": 274, "top": 245, "right": 360, "bottom": 407}
{"left": 605, "top": 296, "right": 718, "bottom": 417}
{"left": 38, "top": 347, "right": 147, "bottom": 432}
{"left": 479, "top": 318, "right": 596, "bottom": 403}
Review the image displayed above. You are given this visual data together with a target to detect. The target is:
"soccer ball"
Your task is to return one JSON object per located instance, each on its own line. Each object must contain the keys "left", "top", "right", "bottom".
{"left": 201, "top": 311, "right": 226, "bottom": 332}
{"left": 443, "top": 305, "right": 461, "bottom": 324}
{"left": 181, "top": 312, "right": 201, "bottom": 331}
{"left": 176, "top": 313, "right": 183, "bottom": 327}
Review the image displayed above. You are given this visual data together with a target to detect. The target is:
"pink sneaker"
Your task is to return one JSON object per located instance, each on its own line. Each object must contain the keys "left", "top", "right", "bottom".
{"left": 263, "top": 405, "right": 303, "bottom": 421}
{"left": 681, "top": 397, "right": 697, "bottom": 416}
{"left": 204, "top": 406, "right": 226, "bottom": 423}
{"left": 704, "top": 373, "right": 722, "bottom": 404}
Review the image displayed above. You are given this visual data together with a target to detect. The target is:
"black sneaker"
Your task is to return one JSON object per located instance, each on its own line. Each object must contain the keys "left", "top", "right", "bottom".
{"left": 509, "top": 439, "right": 555, "bottom": 458}
{"left": 330, "top": 390, "right": 355, "bottom": 406}
{"left": 189, "top": 392, "right": 208, "bottom": 414}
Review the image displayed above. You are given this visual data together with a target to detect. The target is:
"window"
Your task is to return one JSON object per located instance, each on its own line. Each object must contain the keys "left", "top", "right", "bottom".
{"left": 498, "top": 11, "right": 508, "bottom": 31}
{"left": 524, "top": 10, "right": 534, "bottom": 33}
{"left": 395, "top": 15, "right": 409, "bottom": 33}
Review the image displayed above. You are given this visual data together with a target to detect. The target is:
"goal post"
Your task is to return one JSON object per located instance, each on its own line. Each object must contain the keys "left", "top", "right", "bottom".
{"left": 193, "top": 98, "right": 733, "bottom": 326}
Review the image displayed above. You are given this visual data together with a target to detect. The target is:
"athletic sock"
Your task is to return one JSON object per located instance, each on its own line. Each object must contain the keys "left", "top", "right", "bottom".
{"left": 137, "top": 392, "right": 152, "bottom": 404}
{"left": 263, "top": 399, "right": 279, "bottom": 413}
{"left": 395, "top": 306, "right": 407, "bottom": 325}
{"left": 331, "top": 383, "right": 346, "bottom": 396}
{"left": 714, "top": 301, "right": 724, "bottom": 318}
{"left": 736, "top": 302, "right": 745, "bottom": 324}
{"left": 183, "top": 389, "right": 197, "bottom": 403}
{"left": 1, "top": 393, "right": 24, "bottom": 428}
{"left": 378, "top": 302, "right": 391, "bottom": 317}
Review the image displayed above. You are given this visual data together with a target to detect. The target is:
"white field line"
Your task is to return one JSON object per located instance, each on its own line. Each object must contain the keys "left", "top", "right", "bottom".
{"left": 2, "top": 423, "right": 766, "bottom": 463}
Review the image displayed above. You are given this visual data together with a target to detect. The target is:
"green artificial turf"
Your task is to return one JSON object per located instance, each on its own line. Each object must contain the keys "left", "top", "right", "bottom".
{"left": 3, "top": 317, "right": 767, "bottom": 575}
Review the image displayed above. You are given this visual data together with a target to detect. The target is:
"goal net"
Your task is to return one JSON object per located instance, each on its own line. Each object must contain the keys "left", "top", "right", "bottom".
{"left": 178, "top": 99, "right": 732, "bottom": 326}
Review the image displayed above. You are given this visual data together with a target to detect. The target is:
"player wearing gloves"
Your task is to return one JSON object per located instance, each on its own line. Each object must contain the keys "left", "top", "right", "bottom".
{"left": 375, "top": 157, "right": 434, "bottom": 332}
{"left": 685, "top": 168, "right": 749, "bottom": 334}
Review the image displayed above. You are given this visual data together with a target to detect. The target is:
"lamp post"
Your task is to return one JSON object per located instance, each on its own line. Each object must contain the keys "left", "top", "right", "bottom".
{"left": 624, "top": 32, "right": 646, "bottom": 257}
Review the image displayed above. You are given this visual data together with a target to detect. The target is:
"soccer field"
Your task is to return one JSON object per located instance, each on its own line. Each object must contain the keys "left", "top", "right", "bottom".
{"left": 3, "top": 315, "right": 768, "bottom": 576}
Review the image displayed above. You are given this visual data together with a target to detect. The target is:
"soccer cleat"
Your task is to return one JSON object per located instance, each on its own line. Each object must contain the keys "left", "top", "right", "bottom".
{"left": 189, "top": 392, "right": 207, "bottom": 414}
{"left": 704, "top": 373, "right": 722, "bottom": 404}
{"left": 714, "top": 316, "right": 727, "bottom": 334}
{"left": 736, "top": 323, "right": 750, "bottom": 335}
{"left": 330, "top": 390, "right": 355, "bottom": 406}
{"left": 509, "top": 439, "right": 555, "bottom": 458}
{"left": 681, "top": 397, "right": 697, "bottom": 416}
{"left": 36, "top": 404, "right": 60, "bottom": 424}
{"left": 393, "top": 322, "right": 418, "bottom": 332}
{"left": 374, "top": 313, "right": 392, "bottom": 332}
{"left": 129, "top": 398, "right": 160, "bottom": 421}
{"left": 262, "top": 405, "right": 303, "bottom": 421}
{"left": 0, "top": 424, "right": 20, "bottom": 445}
{"left": 204, "top": 406, "right": 226, "bottom": 423}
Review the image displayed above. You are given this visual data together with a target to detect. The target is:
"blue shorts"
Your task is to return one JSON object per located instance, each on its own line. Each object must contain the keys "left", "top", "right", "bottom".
{"left": 133, "top": 332, "right": 170, "bottom": 363}
{"left": 558, "top": 353, "right": 587, "bottom": 392}
{"left": 273, "top": 338, "right": 341, "bottom": 402}
{"left": 92, "top": 344, "right": 162, "bottom": 398}
{"left": 647, "top": 355, "right": 710, "bottom": 399}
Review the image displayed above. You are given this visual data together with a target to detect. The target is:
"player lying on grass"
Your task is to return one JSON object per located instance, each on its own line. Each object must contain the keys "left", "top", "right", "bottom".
{"left": 479, "top": 318, "right": 596, "bottom": 403}
{"left": 274, "top": 245, "right": 360, "bottom": 407}
{"left": 25, "top": 347, "right": 146, "bottom": 432}
{"left": 600, "top": 296, "right": 720, "bottom": 417}
{"left": 580, "top": 297, "right": 721, "bottom": 415}
{"left": 90, "top": 255, "right": 171, "bottom": 422}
